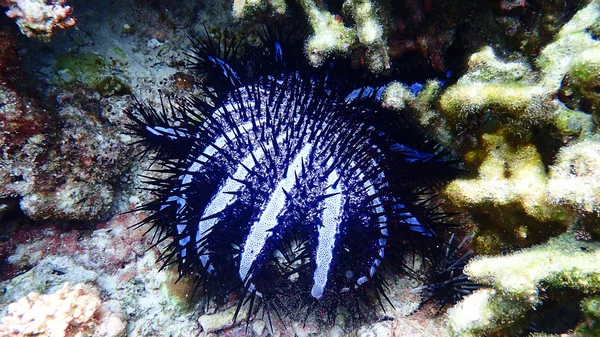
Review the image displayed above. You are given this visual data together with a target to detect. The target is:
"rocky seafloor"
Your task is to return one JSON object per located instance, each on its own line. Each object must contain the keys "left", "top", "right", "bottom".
{"left": 0, "top": 0, "right": 599, "bottom": 336}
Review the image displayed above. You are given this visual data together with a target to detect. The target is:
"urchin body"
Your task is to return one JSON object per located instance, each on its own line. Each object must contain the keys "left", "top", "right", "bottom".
{"left": 127, "top": 31, "right": 461, "bottom": 323}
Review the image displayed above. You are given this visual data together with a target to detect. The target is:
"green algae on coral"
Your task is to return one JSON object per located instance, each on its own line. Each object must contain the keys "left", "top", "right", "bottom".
{"left": 53, "top": 53, "right": 131, "bottom": 97}
{"left": 577, "top": 295, "right": 600, "bottom": 336}
{"left": 447, "top": 233, "right": 600, "bottom": 337}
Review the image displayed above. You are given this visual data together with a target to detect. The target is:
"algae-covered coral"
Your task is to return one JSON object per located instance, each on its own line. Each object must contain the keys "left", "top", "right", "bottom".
{"left": 383, "top": 0, "right": 600, "bottom": 250}
{"left": 377, "top": 0, "right": 600, "bottom": 335}
{"left": 446, "top": 233, "right": 600, "bottom": 337}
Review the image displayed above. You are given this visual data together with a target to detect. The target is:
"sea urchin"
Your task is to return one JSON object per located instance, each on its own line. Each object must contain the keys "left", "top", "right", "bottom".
{"left": 126, "top": 27, "right": 459, "bottom": 325}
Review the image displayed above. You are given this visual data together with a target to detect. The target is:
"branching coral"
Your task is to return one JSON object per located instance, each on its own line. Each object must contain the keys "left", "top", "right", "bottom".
{"left": 382, "top": 0, "right": 600, "bottom": 253}
{"left": 2, "top": 0, "right": 75, "bottom": 41}
{"left": 384, "top": 0, "right": 600, "bottom": 143}
{"left": 445, "top": 130, "right": 559, "bottom": 223}
{"left": 443, "top": 130, "right": 569, "bottom": 252}
{"left": 381, "top": 2, "right": 600, "bottom": 334}
{"left": 446, "top": 233, "right": 600, "bottom": 337}
{"left": 547, "top": 136, "right": 600, "bottom": 215}
{"left": 232, "top": 0, "right": 389, "bottom": 73}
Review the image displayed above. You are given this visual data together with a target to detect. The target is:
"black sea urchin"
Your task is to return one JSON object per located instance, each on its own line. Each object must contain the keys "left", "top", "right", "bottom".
{"left": 126, "top": 27, "right": 460, "bottom": 325}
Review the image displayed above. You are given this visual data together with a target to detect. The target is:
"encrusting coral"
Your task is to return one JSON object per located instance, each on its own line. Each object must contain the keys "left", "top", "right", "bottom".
{"left": 0, "top": 282, "right": 125, "bottom": 337}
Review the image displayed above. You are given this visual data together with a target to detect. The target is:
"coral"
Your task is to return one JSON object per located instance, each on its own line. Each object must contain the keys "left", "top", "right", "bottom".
{"left": 301, "top": 0, "right": 389, "bottom": 72}
{"left": 2, "top": 0, "right": 75, "bottom": 41}
{"left": 494, "top": 0, "right": 583, "bottom": 58}
{"left": 576, "top": 295, "right": 600, "bottom": 336}
{"left": 445, "top": 130, "right": 558, "bottom": 222}
{"left": 446, "top": 233, "right": 600, "bottom": 337}
{"left": 232, "top": 0, "right": 286, "bottom": 18}
{"left": 230, "top": 0, "right": 585, "bottom": 75}
{"left": 437, "top": 46, "right": 541, "bottom": 135}
{"left": 547, "top": 136, "right": 600, "bottom": 215}
{"left": 0, "top": 213, "right": 203, "bottom": 336}
{"left": 0, "top": 282, "right": 125, "bottom": 337}
{"left": 232, "top": 0, "right": 389, "bottom": 73}
{"left": 385, "top": 0, "right": 600, "bottom": 145}
{"left": 560, "top": 44, "right": 600, "bottom": 123}
{"left": 379, "top": 2, "right": 600, "bottom": 332}
{"left": 443, "top": 130, "right": 568, "bottom": 252}
{"left": 2, "top": 0, "right": 598, "bottom": 335}
{"left": 382, "top": 0, "right": 600, "bottom": 254}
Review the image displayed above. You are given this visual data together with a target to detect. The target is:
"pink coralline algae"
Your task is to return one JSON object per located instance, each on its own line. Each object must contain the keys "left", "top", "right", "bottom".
{"left": 2, "top": 0, "right": 75, "bottom": 40}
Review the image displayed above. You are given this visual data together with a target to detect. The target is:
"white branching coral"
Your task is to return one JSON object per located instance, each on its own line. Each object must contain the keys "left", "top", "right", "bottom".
{"left": 2, "top": 0, "right": 76, "bottom": 41}
{"left": 0, "top": 282, "right": 126, "bottom": 337}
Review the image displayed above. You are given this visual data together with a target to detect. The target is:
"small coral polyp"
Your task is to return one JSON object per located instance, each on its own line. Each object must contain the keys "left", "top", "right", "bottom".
{"left": 127, "top": 30, "right": 457, "bottom": 323}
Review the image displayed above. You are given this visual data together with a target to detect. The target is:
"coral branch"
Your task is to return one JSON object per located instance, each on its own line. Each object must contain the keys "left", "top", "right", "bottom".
{"left": 447, "top": 234, "right": 600, "bottom": 337}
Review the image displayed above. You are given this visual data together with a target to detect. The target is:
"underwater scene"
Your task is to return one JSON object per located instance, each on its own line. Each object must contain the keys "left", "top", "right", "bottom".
{"left": 1, "top": 0, "right": 600, "bottom": 336}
